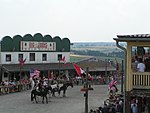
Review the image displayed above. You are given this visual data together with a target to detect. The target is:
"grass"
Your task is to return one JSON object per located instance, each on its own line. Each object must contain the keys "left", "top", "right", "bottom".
{"left": 70, "top": 54, "right": 92, "bottom": 62}
{"left": 70, "top": 54, "right": 124, "bottom": 64}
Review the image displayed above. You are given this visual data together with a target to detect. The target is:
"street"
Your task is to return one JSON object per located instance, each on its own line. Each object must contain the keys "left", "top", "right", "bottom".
{"left": 0, "top": 85, "right": 110, "bottom": 113}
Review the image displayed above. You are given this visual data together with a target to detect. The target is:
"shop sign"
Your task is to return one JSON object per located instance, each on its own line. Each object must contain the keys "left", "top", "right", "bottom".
{"left": 20, "top": 41, "right": 56, "bottom": 51}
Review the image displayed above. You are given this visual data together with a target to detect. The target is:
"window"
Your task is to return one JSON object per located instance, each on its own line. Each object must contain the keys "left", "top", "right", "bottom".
{"left": 30, "top": 53, "right": 35, "bottom": 61}
{"left": 6, "top": 54, "right": 11, "bottom": 62}
{"left": 42, "top": 54, "right": 47, "bottom": 61}
{"left": 58, "top": 54, "right": 62, "bottom": 61}
{"left": 4, "top": 72, "right": 8, "bottom": 78}
{"left": 18, "top": 54, "right": 23, "bottom": 61}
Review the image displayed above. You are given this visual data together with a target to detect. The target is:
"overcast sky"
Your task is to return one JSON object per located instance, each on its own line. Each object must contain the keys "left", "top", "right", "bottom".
{"left": 0, "top": 0, "right": 150, "bottom": 42}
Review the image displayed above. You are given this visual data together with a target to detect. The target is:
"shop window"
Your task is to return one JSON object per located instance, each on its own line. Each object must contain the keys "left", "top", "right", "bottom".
{"left": 6, "top": 54, "right": 11, "bottom": 62}
{"left": 42, "top": 54, "right": 47, "bottom": 61}
{"left": 30, "top": 53, "right": 35, "bottom": 61}
{"left": 58, "top": 54, "right": 62, "bottom": 61}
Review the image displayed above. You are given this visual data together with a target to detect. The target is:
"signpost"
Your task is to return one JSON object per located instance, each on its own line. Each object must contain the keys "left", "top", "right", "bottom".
{"left": 80, "top": 67, "right": 93, "bottom": 113}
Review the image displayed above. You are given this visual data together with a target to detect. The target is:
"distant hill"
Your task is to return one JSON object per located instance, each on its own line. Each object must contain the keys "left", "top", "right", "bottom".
{"left": 71, "top": 42, "right": 125, "bottom": 53}
{"left": 71, "top": 42, "right": 126, "bottom": 47}
{"left": 70, "top": 42, "right": 125, "bottom": 62}
{"left": 71, "top": 42, "right": 117, "bottom": 47}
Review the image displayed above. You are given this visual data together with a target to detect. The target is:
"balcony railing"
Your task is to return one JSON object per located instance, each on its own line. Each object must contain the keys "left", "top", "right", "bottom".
{"left": 132, "top": 72, "right": 150, "bottom": 89}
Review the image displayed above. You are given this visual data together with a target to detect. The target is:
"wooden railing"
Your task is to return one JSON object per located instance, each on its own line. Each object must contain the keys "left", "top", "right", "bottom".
{"left": 132, "top": 72, "right": 150, "bottom": 89}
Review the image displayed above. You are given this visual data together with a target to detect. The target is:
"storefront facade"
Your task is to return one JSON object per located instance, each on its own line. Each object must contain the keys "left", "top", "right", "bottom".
{"left": 0, "top": 33, "right": 74, "bottom": 82}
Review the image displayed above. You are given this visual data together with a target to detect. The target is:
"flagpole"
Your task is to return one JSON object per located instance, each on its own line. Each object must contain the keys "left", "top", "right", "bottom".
{"left": 105, "top": 59, "right": 107, "bottom": 77}
{"left": 85, "top": 67, "right": 89, "bottom": 113}
{"left": 19, "top": 66, "right": 22, "bottom": 92}
{"left": 59, "top": 59, "right": 60, "bottom": 78}
{"left": 19, "top": 66, "right": 22, "bottom": 80}
{"left": 121, "top": 60, "right": 124, "bottom": 94}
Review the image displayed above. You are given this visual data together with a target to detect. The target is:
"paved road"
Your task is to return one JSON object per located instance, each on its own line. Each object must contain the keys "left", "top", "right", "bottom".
{"left": 0, "top": 85, "right": 110, "bottom": 113}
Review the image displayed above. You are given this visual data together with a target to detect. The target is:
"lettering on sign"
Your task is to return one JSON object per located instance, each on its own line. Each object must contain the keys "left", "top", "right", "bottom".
{"left": 20, "top": 41, "right": 56, "bottom": 51}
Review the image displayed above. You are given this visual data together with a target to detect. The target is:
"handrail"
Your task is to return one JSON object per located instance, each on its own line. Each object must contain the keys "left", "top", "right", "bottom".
{"left": 132, "top": 72, "right": 150, "bottom": 89}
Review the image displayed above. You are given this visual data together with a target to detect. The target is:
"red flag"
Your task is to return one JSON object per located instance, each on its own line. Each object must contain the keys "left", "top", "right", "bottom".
{"left": 73, "top": 63, "right": 85, "bottom": 76}
{"left": 61, "top": 56, "right": 66, "bottom": 62}
{"left": 19, "top": 58, "right": 26, "bottom": 66}
{"left": 61, "top": 56, "right": 66, "bottom": 65}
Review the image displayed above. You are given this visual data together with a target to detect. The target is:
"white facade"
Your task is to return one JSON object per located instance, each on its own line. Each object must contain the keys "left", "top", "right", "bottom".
{"left": 1, "top": 52, "right": 70, "bottom": 64}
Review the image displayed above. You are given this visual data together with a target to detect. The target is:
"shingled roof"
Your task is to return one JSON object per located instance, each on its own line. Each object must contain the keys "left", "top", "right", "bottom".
{"left": 113, "top": 34, "right": 150, "bottom": 42}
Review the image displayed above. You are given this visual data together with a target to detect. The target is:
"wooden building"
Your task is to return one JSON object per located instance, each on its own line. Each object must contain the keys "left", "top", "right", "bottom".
{"left": 76, "top": 57, "right": 116, "bottom": 77}
{"left": 0, "top": 33, "right": 74, "bottom": 82}
{"left": 114, "top": 34, "right": 150, "bottom": 113}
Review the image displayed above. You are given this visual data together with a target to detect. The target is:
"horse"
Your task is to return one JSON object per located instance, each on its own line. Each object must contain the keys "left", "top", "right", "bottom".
{"left": 58, "top": 82, "right": 73, "bottom": 97}
{"left": 50, "top": 84, "right": 60, "bottom": 97}
{"left": 31, "top": 86, "right": 50, "bottom": 104}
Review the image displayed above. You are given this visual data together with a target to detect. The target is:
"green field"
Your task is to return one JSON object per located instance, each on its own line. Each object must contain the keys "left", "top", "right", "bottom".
{"left": 70, "top": 54, "right": 123, "bottom": 64}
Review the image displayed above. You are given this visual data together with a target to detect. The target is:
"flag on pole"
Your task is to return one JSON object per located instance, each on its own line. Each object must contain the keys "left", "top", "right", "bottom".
{"left": 61, "top": 56, "right": 66, "bottom": 62}
{"left": 73, "top": 63, "right": 85, "bottom": 76}
{"left": 30, "top": 68, "right": 40, "bottom": 78}
{"left": 109, "top": 77, "right": 117, "bottom": 89}
{"left": 61, "top": 56, "right": 66, "bottom": 65}
{"left": 30, "top": 68, "right": 35, "bottom": 77}
{"left": 19, "top": 58, "right": 26, "bottom": 66}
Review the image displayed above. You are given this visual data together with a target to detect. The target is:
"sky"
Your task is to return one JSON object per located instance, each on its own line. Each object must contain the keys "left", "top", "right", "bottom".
{"left": 0, "top": 0, "right": 150, "bottom": 42}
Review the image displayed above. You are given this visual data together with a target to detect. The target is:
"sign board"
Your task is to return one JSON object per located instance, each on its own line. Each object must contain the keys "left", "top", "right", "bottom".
{"left": 20, "top": 41, "right": 56, "bottom": 51}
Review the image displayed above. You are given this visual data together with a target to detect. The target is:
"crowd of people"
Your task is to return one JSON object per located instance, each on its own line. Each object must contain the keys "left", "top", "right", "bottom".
{"left": 132, "top": 55, "right": 150, "bottom": 72}
{"left": 88, "top": 93, "right": 123, "bottom": 113}
{"left": 89, "top": 77, "right": 123, "bottom": 113}
{"left": 0, "top": 79, "right": 30, "bottom": 94}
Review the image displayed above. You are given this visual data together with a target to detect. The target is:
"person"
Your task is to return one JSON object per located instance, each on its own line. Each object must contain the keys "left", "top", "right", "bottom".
{"left": 137, "top": 58, "right": 145, "bottom": 72}
{"left": 131, "top": 101, "right": 138, "bottom": 113}
{"left": 30, "top": 75, "right": 38, "bottom": 91}
{"left": 134, "top": 55, "right": 139, "bottom": 64}
{"left": 144, "top": 58, "right": 150, "bottom": 72}
{"left": 36, "top": 79, "right": 44, "bottom": 92}
{"left": 115, "top": 101, "right": 122, "bottom": 113}
{"left": 89, "top": 109, "right": 94, "bottom": 113}
{"left": 101, "top": 103, "right": 108, "bottom": 113}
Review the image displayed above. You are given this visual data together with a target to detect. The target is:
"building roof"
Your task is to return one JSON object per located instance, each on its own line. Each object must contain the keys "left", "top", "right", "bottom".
{"left": 1, "top": 63, "right": 74, "bottom": 72}
{"left": 0, "top": 33, "right": 71, "bottom": 52}
{"left": 113, "top": 34, "right": 150, "bottom": 42}
{"left": 76, "top": 57, "right": 116, "bottom": 72}
{"left": 1, "top": 57, "right": 117, "bottom": 73}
